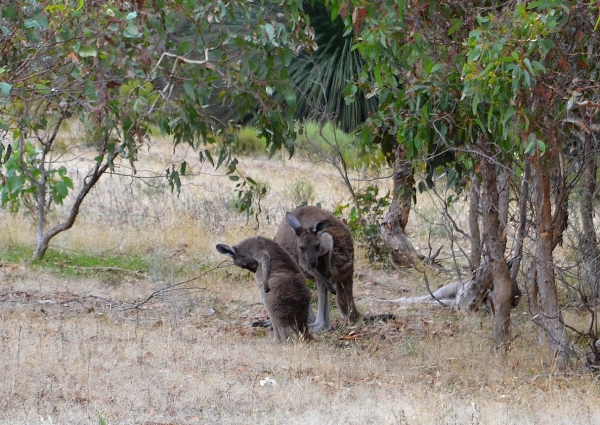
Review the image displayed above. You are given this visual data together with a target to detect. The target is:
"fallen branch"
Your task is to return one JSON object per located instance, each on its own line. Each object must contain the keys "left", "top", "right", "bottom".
{"left": 125, "top": 261, "right": 230, "bottom": 310}
{"left": 227, "top": 302, "right": 263, "bottom": 317}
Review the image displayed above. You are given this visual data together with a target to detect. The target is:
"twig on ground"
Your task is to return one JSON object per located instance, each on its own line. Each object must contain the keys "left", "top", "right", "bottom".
{"left": 227, "top": 302, "right": 264, "bottom": 317}
{"left": 125, "top": 261, "right": 230, "bottom": 310}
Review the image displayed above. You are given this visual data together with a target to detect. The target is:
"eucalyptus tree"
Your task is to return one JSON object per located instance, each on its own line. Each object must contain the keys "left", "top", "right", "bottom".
{"left": 0, "top": 0, "right": 309, "bottom": 260}
{"left": 328, "top": 0, "right": 600, "bottom": 367}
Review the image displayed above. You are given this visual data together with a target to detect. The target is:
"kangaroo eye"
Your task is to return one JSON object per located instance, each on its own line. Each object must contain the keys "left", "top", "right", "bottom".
{"left": 300, "top": 246, "right": 306, "bottom": 253}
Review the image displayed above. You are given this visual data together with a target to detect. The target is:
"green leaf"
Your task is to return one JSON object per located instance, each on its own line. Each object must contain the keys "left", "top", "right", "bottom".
{"left": 512, "top": 67, "right": 521, "bottom": 93}
{"left": 51, "top": 180, "right": 69, "bottom": 204}
{"left": 36, "top": 14, "right": 49, "bottom": 30}
{"left": 523, "top": 58, "right": 535, "bottom": 75}
{"left": 35, "top": 84, "right": 51, "bottom": 94}
{"left": 24, "top": 19, "right": 40, "bottom": 30}
{"left": 124, "top": 21, "right": 141, "bottom": 38}
{"left": 283, "top": 89, "right": 296, "bottom": 110}
{"left": 0, "top": 82, "right": 11, "bottom": 97}
{"left": 282, "top": 49, "right": 293, "bottom": 67}
{"left": 78, "top": 46, "right": 97, "bottom": 57}
{"left": 540, "top": 39, "right": 555, "bottom": 55}
{"left": 183, "top": 81, "right": 196, "bottom": 102}
{"left": 62, "top": 176, "right": 73, "bottom": 189}
{"left": 537, "top": 139, "right": 546, "bottom": 155}
{"left": 523, "top": 70, "right": 531, "bottom": 88}
{"left": 85, "top": 81, "right": 97, "bottom": 101}
{"left": 430, "top": 63, "right": 444, "bottom": 74}
{"left": 524, "top": 140, "right": 535, "bottom": 155}
{"left": 468, "top": 30, "right": 482, "bottom": 39}
{"left": 531, "top": 61, "right": 546, "bottom": 72}
{"left": 178, "top": 40, "right": 193, "bottom": 56}
{"left": 467, "top": 45, "right": 482, "bottom": 62}
{"left": 2, "top": 5, "right": 18, "bottom": 19}
{"left": 472, "top": 95, "right": 479, "bottom": 115}
{"left": 447, "top": 19, "right": 463, "bottom": 36}
{"left": 502, "top": 106, "right": 516, "bottom": 125}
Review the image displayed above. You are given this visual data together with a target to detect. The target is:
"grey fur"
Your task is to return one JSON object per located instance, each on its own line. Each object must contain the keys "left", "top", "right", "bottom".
{"left": 275, "top": 206, "right": 360, "bottom": 332}
{"left": 216, "top": 236, "right": 311, "bottom": 343}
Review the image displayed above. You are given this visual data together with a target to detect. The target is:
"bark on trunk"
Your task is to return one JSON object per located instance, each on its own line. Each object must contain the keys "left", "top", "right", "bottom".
{"left": 458, "top": 262, "right": 493, "bottom": 311}
{"left": 380, "top": 144, "right": 419, "bottom": 267}
{"left": 580, "top": 135, "right": 599, "bottom": 300}
{"left": 532, "top": 155, "right": 573, "bottom": 368}
{"left": 525, "top": 260, "right": 546, "bottom": 346}
{"left": 468, "top": 176, "right": 481, "bottom": 272}
{"left": 510, "top": 160, "right": 531, "bottom": 284}
{"left": 497, "top": 167, "right": 522, "bottom": 303}
{"left": 479, "top": 148, "right": 513, "bottom": 348}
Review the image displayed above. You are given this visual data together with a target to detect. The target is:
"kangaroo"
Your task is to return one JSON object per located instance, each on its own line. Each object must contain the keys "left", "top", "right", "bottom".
{"left": 216, "top": 236, "right": 312, "bottom": 343}
{"left": 275, "top": 206, "right": 359, "bottom": 331}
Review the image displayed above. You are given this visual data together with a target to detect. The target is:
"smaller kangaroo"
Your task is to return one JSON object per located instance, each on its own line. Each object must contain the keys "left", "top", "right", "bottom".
{"left": 216, "top": 236, "right": 312, "bottom": 343}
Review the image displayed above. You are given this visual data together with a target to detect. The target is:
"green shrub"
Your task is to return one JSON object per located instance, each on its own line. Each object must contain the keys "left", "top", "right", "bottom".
{"left": 284, "top": 177, "right": 316, "bottom": 206}
{"left": 296, "top": 122, "right": 385, "bottom": 170}
{"left": 334, "top": 185, "right": 390, "bottom": 264}
{"left": 213, "top": 127, "right": 266, "bottom": 156}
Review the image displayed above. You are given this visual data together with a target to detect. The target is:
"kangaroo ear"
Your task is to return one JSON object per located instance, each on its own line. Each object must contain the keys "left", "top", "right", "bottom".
{"left": 216, "top": 244, "right": 236, "bottom": 257}
{"left": 311, "top": 219, "right": 329, "bottom": 234}
{"left": 286, "top": 212, "right": 303, "bottom": 236}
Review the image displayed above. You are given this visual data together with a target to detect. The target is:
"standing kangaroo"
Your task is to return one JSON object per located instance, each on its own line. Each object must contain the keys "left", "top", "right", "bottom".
{"left": 275, "top": 206, "right": 359, "bottom": 331}
{"left": 216, "top": 236, "right": 311, "bottom": 343}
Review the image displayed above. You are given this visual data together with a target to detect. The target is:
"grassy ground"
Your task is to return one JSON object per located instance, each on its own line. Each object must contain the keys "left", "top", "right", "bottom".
{"left": 1, "top": 136, "right": 599, "bottom": 425}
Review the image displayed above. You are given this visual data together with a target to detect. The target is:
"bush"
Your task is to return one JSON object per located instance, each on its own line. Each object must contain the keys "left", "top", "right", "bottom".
{"left": 284, "top": 177, "right": 316, "bottom": 206}
{"left": 296, "top": 122, "right": 385, "bottom": 170}
{"left": 334, "top": 185, "right": 390, "bottom": 264}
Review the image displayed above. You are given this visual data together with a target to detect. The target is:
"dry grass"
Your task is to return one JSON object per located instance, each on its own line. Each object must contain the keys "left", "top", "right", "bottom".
{"left": 1, "top": 136, "right": 599, "bottom": 425}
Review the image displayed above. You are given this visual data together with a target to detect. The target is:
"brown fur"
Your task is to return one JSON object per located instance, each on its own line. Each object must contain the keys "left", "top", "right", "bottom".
{"left": 275, "top": 206, "right": 359, "bottom": 330}
{"left": 216, "top": 237, "right": 311, "bottom": 343}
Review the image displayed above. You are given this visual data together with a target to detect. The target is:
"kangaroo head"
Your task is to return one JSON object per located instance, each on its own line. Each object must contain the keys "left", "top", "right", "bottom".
{"left": 216, "top": 243, "right": 259, "bottom": 273}
{"left": 285, "top": 212, "right": 329, "bottom": 270}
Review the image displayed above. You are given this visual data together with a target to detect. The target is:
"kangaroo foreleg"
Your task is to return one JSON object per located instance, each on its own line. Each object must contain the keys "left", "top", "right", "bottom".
{"left": 253, "top": 250, "right": 271, "bottom": 293}
{"left": 310, "top": 268, "right": 337, "bottom": 295}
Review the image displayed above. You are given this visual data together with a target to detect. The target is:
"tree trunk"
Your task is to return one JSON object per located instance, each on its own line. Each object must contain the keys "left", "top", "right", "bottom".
{"left": 495, "top": 165, "right": 523, "bottom": 303}
{"left": 580, "top": 135, "right": 599, "bottom": 300}
{"left": 458, "top": 261, "right": 493, "bottom": 311}
{"left": 380, "top": 144, "right": 419, "bottom": 267}
{"left": 468, "top": 176, "right": 481, "bottom": 271}
{"left": 479, "top": 146, "right": 513, "bottom": 348}
{"left": 510, "top": 160, "right": 531, "bottom": 284}
{"left": 525, "top": 259, "right": 546, "bottom": 346}
{"left": 32, "top": 134, "right": 113, "bottom": 260}
{"left": 34, "top": 149, "right": 49, "bottom": 261}
{"left": 532, "top": 154, "right": 573, "bottom": 368}
{"left": 579, "top": 135, "right": 600, "bottom": 365}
